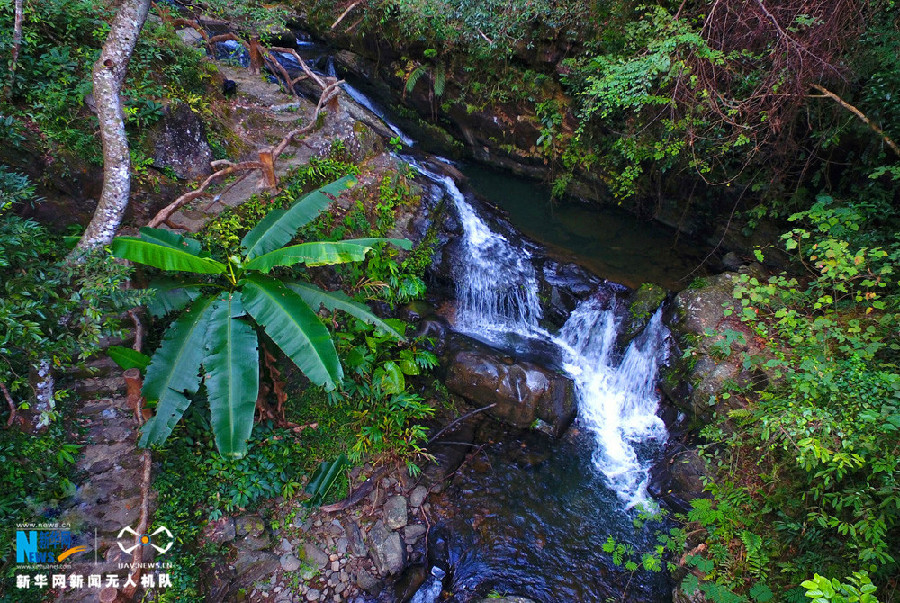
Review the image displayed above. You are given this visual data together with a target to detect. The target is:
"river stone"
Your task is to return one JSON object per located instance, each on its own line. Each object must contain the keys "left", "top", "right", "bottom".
{"left": 367, "top": 520, "right": 406, "bottom": 575}
{"left": 445, "top": 336, "right": 576, "bottom": 437}
{"left": 408, "top": 485, "right": 428, "bottom": 508}
{"left": 148, "top": 101, "right": 212, "bottom": 180}
{"left": 301, "top": 542, "right": 329, "bottom": 569}
{"left": 403, "top": 524, "right": 427, "bottom": 543}
{"left": 356, "top": 568, "right": 381, "bottom": 594}
{"left": 383, "top": 495, "right": 408, "bottom": 529}
{"left": 280, "top": 553, "right": 301, "bottom": 572}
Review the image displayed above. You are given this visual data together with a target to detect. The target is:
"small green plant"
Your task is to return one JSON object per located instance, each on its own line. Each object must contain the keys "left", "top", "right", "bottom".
{"left": 801, "top": 572, "right": 881, "bottom": 603}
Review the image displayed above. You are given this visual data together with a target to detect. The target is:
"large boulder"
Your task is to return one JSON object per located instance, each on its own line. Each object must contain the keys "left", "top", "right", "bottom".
{"left": 148, "top": 102, "right": 212, "bottom": 180}
{"left": 662, "top": 270, "right": 764, "bottom": 424}
{"left": 445, "top": 336, "right": 576, "bottom": 437}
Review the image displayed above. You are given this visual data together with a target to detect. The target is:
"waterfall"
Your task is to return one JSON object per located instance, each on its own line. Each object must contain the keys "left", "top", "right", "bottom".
{"left": 556, "top": 301, "right": 669, "bottom": 507}
{"left": 413, "top": 157, "right": 668, "bottom": 505}
{"left": 410, "top": 161, "right": 543, "bottom": 338}
{"left": 326, "top": 58, "right": 416, "bottom": 146}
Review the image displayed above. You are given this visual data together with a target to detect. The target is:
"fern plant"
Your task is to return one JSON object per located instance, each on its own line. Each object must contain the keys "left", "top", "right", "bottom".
{"left": 112, "top": 176, "right": 411, "bottom": 457}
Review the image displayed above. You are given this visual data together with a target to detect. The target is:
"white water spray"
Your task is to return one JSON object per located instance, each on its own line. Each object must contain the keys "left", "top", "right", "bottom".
{"left": 417, "top": 159, "right": 669, "bottom": 505}
{"left": 556, "top": 300, "right": 669, "bottom": 506}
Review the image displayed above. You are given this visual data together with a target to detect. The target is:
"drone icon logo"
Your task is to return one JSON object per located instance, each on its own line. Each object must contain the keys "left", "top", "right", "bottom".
{"left": 116, "top": 525, "right": 174, "bottom": 555}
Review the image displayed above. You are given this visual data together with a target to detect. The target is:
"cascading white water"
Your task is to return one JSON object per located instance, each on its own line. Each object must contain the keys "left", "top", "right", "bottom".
{"left": 408, "top": 161, "right": 543, "bottom": 337}
{"left": 326, "top": 58, "right": 416, "bottom": 146}
{"left": 414, "top": 158, "right": 669, "bottom": 505}
{"left": 556, "top": 300, "right": 669, "bottom": 507}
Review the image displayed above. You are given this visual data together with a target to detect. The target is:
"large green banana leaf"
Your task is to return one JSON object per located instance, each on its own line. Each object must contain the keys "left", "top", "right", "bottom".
{"left": 241, "top": 175, "right": 358, "bottom": 260}
{"left": 141, "top": 295, "right": 216, "bottom": 447}
{"left": 241, "top": 274, "right": 343, "bottom": 390}
{"left": 285, "top": 281, "right": 404, "bottom": 338}
{"left": 137, "top": 227, "right": 206, "bottom": 256}
{"left": 204, "top": 292, "right": 259, "bottom": 458}
{"left": 146, "top": 277, "right": 204, "bottom": 318}
{"left": 112, "top": 237, "right": 226, "bottom": 275}
{"left": 244, "top": 237, "right": 412, "bottom": 272}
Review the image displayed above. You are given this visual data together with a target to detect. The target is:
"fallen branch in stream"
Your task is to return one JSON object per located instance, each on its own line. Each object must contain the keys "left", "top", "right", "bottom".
{"left": 427, "top": 403, "right": 496, "bottom": 444}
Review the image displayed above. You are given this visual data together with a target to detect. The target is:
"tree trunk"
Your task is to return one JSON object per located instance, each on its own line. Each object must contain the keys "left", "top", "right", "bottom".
{"left": 4, "top": 0, "right": 23, "bottom": 99}
{"left": 75, "top": 0, "right": 152, "bottom": 250}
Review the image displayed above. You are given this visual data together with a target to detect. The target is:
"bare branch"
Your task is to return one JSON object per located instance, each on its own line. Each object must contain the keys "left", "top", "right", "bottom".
{"left": 810, "top": 84, "right": 900, "bottom": 157}
{"left": 1, "top": 381, "right": 16, "bottom": 428}
{"left": 147, "top": 161, "right": 263, "bottom": 228}
{"left": 332, "top": 1, "right": 365, "bottom": 30}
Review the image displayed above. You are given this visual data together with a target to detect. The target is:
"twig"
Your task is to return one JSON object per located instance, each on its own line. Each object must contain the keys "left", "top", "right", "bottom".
{"left": 810, "top": 84, "right": 900, "bottom": 157}
{"left": 427, "top": 403, "right": 496, "bottom": 444}
{"left": 1, "top": 381, "right": 17, "bottom": 427}
{"left": 147, "top": 161, "right": 262, "bottom": 228}
{"left": 332, "top": 0, "right": 365, "bottom": 30}
{"left": 320, "top": 465, "right": 392, "bottom": 513}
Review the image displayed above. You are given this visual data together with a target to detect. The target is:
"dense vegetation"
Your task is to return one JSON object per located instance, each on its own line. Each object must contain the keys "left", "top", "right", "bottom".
{"left": 1, "top": 0, "right": 898, "bottom": 601}
{"left": 301, "top": 0, "right": 900, "bottom": 599}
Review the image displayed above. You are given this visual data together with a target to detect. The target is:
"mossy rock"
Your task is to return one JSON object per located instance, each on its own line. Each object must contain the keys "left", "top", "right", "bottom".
{"left": 619, "top": 282, "right": 668, "bottom": 346}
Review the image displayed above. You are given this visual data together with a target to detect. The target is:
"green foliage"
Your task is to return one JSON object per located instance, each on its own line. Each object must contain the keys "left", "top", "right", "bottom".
{"left": 0, "top": 424, "right": 79, "bottom": 574}
{"left": 0, "top": 211, "right": 141, "bottom": 421}
{"left": 0, "top": 0, "right": 216, "bottom": 166}
{"left": 112, "top": 178, "right": 410, "bottom": 457}
{"left": 801, "top": 572, "right": 881, "bottom": 603}
{"left": 332, "top": 317, "right": 437, "bottom": 473}
{"left": 304, "top": 453, "right": 349, "bottom": 507}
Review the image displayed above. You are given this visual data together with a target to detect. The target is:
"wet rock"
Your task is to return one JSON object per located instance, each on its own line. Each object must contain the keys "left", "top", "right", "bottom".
{"left": 539, "top": 260, "right": 604, "bottom": 327}
{"left": 280, "top": 553, "right": 301, "bottom": 572}
{"left": 147, "top": 102, "right": 212, "bottom": 180}
{"left": 367, "top": 520, "right": 406, "bottom": 575}
{"left": 620, "top": 282, "right": 668, "bottom": 345}
{"left": 301, "top": 542, "right": 329, "bottom": 569}
{"left": 445, "top": 336, "right": 576, "bottom": 437}
{"left": 355, "top": 568, "right": 382, "bottom": 594}
{"left": 408, "top": 485, "right": 428, "bottom": 508}
{"left": 384, "top": 495, "right": 408, "bottom": 530}
{"left": 650, "top": 446, "right": 712, "bottom": 513}
{"left": 403, "top": 524, "right": 427, "bottom": 544}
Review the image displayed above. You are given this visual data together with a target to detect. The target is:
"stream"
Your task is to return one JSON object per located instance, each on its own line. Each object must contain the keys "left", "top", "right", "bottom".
{"left": 234, "top": 34, "right": 706, "bottom": 602}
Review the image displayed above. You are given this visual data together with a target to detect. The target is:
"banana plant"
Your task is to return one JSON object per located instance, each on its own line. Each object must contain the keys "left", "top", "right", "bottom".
{"left": 111, "top": 175, "right": 411, "bottom": 458}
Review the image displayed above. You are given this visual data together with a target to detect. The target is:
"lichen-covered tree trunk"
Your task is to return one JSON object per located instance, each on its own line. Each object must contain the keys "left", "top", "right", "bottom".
{"left": 4, "top": 0, "right": 23, "bottom": 99}
{"left": 75, "top": 0, "right": 152, "bottom": 250}
{"left": 29, "top": 0, "right": 152, "bottom": 431}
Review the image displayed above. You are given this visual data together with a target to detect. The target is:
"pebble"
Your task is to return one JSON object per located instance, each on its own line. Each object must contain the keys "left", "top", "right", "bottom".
{"left": 329, "top": 553, "right": 339, "bottom": 562}
{"left": 306, "top": 588, "right": 320, "bottom": 601}
{"left": 331, "top": 560, "right": 340, "bottom": 572}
